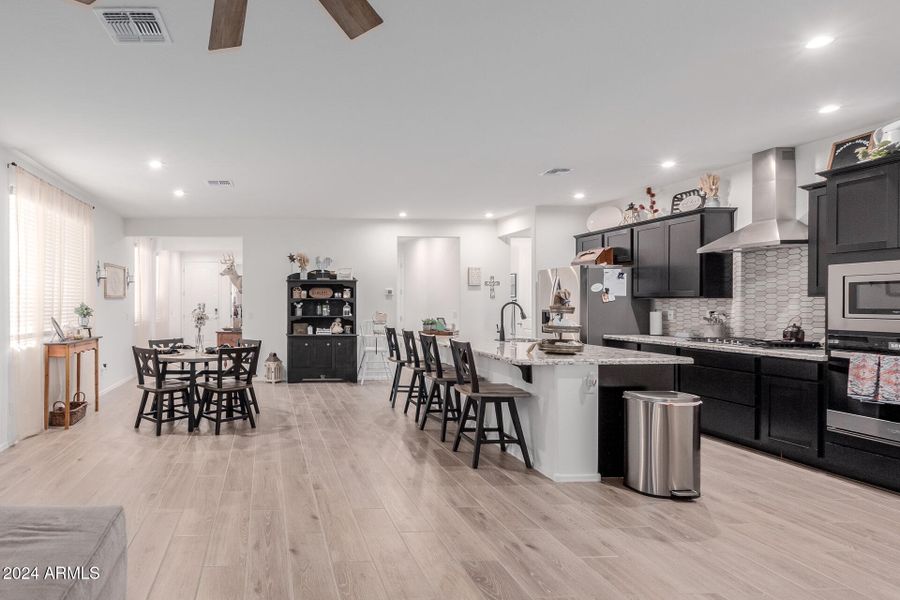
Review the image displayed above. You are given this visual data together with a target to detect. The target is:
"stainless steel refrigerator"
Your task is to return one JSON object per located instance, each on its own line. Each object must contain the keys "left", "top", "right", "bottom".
{"left": 537, "top": 266, "right": 650, "bottom": 345}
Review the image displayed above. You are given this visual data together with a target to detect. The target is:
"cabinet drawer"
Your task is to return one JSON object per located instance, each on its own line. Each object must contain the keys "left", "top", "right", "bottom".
{"left": 760, "top": 357, "right": 821, "bottom": 381}
{"left": 680, "top": 349, "right": 756, "bottom": 372}
{"left": 638, "top": 343, "right": 678, "bottom": 355}
{"left": 604, "top": 340, "right": 639, "bottom": 351}
{"left": 680, "top": 364, "right": 756, "bottom": 406}
{"left": 699, "top": 396, "right": 757, "bottom": 441}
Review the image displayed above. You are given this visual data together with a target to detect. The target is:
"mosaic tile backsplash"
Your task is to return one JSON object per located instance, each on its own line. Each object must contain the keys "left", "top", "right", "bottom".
{"left": 652, "top": 246, "right": 826, "bottom": 341}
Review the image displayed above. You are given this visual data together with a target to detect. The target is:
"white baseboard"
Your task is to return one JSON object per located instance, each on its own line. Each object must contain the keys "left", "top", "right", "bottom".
{"left": 550, "top": 473, "right": 603, "bottom": 483}
{"left": 101, "top": 376, "right": 134, "bottom": 395}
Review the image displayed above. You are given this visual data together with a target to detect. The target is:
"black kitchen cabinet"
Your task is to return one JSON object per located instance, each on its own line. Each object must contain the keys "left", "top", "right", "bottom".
{"left": 288, "top": 336, "right": 358, "bottom": 382}
{"left": 632, "top": 210, "right": 735, "bottom": 298}
{"left": 824, "top": 160, "right": 900, "bottom": 254}
{"left": 603, "top": 228, "right": 633, "bottom": 264}
{"left": 576, "top": 232, "right": 605, "bottom": 253}
{"left": 803, "top": 182, "right": 828, "bottom": 296}
{"left": 760, "top": 375, "right": 821, "bottom": 461}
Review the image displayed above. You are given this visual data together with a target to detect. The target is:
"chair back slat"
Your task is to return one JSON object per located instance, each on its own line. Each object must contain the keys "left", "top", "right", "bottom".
{"left": 418, "top": 333, "right": 445, "bottom": 378}
{"left": 385, "top": 327, "right": 403, "bottom": 362}
{"left": 402, "top": 330, "right": 420, "bottom": 368}
{"left": 148, "top": 337, "right": 183, "bottom": 350}
{"left": 239, "top": 339, "right": 262, "bottom": 375}
{"left": 132, "top": 346, "right": 166, "bottom": 388}
{"left": 449, "top": 340, "right": 479, "bottom": 393}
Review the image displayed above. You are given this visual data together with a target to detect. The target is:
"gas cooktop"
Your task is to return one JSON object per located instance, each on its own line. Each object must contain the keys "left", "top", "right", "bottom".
{"left": 687, "top": 337, "right": 822, "bottom": 349}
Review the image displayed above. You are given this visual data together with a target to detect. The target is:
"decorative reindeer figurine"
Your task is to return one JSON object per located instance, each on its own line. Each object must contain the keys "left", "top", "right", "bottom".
{"left": 219, "top": 253, "right": 243, "bottom": 293}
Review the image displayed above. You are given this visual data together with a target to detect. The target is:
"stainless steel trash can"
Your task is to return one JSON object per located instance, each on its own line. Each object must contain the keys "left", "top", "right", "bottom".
{"left": 624, "top": 390, "right": 702, "bottom": 499}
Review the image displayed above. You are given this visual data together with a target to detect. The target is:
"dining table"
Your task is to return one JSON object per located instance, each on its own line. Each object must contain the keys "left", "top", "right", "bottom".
{"left": 159, "top": 349, "right": 218, "bottom": 424}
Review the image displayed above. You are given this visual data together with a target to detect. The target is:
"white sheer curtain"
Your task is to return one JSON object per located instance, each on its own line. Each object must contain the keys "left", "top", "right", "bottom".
{"left": 133, "top": 237, "right": 155, "bottom": 343}
{"left": 9, "top": 166, "right": 94, "bottom": 440}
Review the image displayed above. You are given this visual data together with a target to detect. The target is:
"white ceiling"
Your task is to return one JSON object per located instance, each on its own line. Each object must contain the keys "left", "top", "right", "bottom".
{"left": 1, "top": 0, "right": 899, "bottom": 219}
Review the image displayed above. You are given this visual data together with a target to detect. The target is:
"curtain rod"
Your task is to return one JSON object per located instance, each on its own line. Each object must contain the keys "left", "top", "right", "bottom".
{"left": 7, "top": 161, "right": 95, "bottom": 210}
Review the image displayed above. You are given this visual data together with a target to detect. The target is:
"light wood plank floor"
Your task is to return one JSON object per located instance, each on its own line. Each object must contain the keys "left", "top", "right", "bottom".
{"left": 2, "top": 380, "right": 900, "bottom": 599}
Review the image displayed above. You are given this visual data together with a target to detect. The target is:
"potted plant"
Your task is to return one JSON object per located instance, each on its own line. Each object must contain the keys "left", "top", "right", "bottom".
{"left": 192, "top": 303, "right": 209, "bottom": 350}
{"left": 74, "top": 303, "right": 93, "bottom": 327}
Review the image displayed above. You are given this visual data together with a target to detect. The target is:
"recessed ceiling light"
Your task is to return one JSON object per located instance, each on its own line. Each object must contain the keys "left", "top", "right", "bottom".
{"left": 485, "top": 212, "right": 494, "bottom": 218}
{"left": 818, "top": 104, "right": 841, "bottom": 114}
{"left": 573, "top": 192, "right": 586, "bottom": 200}
{"left": 148, "top": 159, "right": 163, "bottom": 170}
{"left": 398, "top": 211, "right": 407, "bottom": 218}
{"left": 805, "top": 35, "right": 834, "bottom": 49}
{"left": 173, "top": 188, "right": 185, "bottom": 198}
{"left": 661, "top": 160, "right": 677, "bottom": 169}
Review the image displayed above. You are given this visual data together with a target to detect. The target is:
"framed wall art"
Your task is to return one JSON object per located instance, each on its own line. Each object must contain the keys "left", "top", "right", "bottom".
{"left": 103, "top": 263, "right": 127, "bottom": 299}
{"left": 827, "top": 131, "right": 874, "bottom": 170}
{"left": 467, "top": 267, "right": 482, "bottom": 287}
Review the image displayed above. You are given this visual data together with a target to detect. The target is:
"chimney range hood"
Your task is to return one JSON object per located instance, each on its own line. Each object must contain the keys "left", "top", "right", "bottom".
{"left": 697, "top": 147, "right": 807, "bottom": 253}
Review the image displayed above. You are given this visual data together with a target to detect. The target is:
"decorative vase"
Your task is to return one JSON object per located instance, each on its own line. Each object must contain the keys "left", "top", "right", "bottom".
{"left": 195, "top": 328, "right": 204, "bottom": 350}
{"left": 706, "top": 195, "right": 721, "bottom": 207}
{"left": 79, "top": 316, "right": 89, "bottom": 327}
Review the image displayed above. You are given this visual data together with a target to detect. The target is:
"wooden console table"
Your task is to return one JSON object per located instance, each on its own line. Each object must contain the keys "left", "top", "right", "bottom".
{"left": 43, "top": 337, "right": 102, "bottom": 430}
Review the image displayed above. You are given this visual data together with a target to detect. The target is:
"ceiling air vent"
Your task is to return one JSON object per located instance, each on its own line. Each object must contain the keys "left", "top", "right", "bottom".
{"left": 95, "top": 8, "right": 171, "bottom": 44}
{"left": 541, "top": 167, "right": 573, "bottom": 176}
{"left": 207, "top": 180, "right": 234, "bottom": 188}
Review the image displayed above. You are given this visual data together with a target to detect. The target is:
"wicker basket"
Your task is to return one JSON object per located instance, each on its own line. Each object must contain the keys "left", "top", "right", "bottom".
{"left": 49, "top": 392, "right": 87, "bottom": 428}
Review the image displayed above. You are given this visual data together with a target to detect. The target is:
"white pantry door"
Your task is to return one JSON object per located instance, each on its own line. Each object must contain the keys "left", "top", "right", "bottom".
{"left": 181, "top": 261, "right": 228, "bottom": 342}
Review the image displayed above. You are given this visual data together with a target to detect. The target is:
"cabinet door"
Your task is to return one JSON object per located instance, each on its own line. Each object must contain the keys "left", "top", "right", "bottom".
{"left": 603, "top": 228, "right": 633, "bottom": 264}
{"left": 576, "top": 233, "right": 605, "bottom": 253}
{"left": 760, "top": 375, "right": 821, "bottom": 461}
{"left": 666, "top": 215, "right": 702, "bottom": 296}
{"left": 826, "top": 163, "right": 900, "bottom": 253}
{"left": 333, "top": 337, "right": 357, "bottom": 382}
{"left": 633, "top": 222, "right": 668, "bottom": 297}
{"left": 807, "top": 185, "right": 828, "bottom": 296}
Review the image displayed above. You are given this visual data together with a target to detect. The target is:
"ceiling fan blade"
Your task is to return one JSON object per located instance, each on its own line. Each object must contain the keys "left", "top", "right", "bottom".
{"left": 209, "top": 0, "right": 248, "bottom": 51}
{"left": 318, "top": 0, "right": 383, "bottom": 39}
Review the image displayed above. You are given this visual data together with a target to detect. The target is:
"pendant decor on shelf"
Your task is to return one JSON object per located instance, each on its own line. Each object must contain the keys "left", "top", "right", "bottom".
{"left": 670, "top": 188, "right": 707, "bottom": 214}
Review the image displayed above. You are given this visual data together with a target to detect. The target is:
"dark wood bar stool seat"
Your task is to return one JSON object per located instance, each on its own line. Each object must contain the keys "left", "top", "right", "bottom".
{"left": 197, "top": 347, "right": 258, "bottom": 435}
{"left": 385, "top": 327, "right": 413, "bottom": 408}
{"left": 400, "top": 330, "right": 429, "bottom": 421}
{"left": 449, "top": 339, "right": 532, "bottom": 470}
{"left": 132, "top": 346, "right": 193, "bottom": 436}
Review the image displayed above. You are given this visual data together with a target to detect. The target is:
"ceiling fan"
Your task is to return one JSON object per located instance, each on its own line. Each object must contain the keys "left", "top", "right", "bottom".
{"left": 72, "top": 0, "right": 383, "bottom": 50}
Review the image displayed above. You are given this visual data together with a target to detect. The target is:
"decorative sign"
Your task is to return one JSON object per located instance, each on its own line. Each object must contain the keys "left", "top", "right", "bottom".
{"left": 467, "top": 266, "right": 482, "bottom": 287}
{"left": 827, "top": 131, "right": 874, "bottom": 170}
{"left": 670, "top": 188, "right": 706, "bottom": 214}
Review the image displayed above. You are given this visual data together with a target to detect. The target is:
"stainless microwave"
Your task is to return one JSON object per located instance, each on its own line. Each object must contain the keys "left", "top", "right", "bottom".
{"left": 828, "top": 260, "right": 900, "bottom": 334}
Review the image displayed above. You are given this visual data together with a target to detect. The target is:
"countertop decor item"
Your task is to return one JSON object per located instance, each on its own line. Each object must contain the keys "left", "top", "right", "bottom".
{"left": 330, "top": 319, "right": 344, "bottom": 334}
{"left": 701, "top": 311, "right": 727, "bottom": 338}
{"left": 827, "top": 131, "right": 874, "bottom": 169}
{"left": 309, "top": 287, "right": 333, "bottom": 299}
{"left": 288, "top": 252, "right": 310, "bottom": 276}
{"left": 699, "top": 173, "right": 721, "bottom": 207}
{"left": 640, "top": 187, "right": 660, "bottom": 219}
{"left": 307, "top": 256, "right": 336, "bottom": 280}
{"left": 192, "top": 303, "right": 209, "bottom": 350}
{"left": 856, "top": 139, "right": 900, "bottom": 162}
{"left": 671, "top": 188, "right": 706, "bottom": 214}
{"left": 541, "top": 285, "right": 584, "bottom": 354}
{"left": 586, "top": 205, "right": 624, "bottom": 231}
{"left": 782, "top": 316, "right": 805, "bottom": 342}
{"left": 74, "top": 302, "right": 93, "bottom": 327}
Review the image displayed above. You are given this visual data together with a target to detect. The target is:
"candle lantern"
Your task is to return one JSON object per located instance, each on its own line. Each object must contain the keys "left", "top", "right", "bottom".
{"left": 264, "top": 352, "right": 285, "bottom": 384}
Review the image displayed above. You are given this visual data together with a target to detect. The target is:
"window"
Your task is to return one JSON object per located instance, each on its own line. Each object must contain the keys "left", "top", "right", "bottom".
{"left": 9, "top": 167, "right": 92, "bottom": 349}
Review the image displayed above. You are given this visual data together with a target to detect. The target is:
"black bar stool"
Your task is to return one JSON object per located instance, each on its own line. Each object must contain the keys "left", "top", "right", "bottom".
{"left": 385, "top": 327, "right": 412, "bottom": 408}
{"left": 401, "top": 329, "right": 429, "bottom": 421}
{"left": 449, "top": 339, "right": 532, "bottom": 469}
{"left": 418, "top": 333, "right": 462, "bottom": 442}
{"left": 132, "top": 346, "right": 193, "bottom": 436}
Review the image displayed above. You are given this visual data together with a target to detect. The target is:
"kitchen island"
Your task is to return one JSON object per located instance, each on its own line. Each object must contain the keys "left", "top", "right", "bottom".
{"left": 438, "top": 340, "right": 692, "bottom": 482}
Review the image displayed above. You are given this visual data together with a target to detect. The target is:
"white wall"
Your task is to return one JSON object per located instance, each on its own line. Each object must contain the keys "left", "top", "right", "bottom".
{"left": 93, "top": 206, "right": 136, "bottom": 393}
{"left": 397, "top": 237, "right": 461, "bottom": 331}
{"left": 125, "top": 218, "right": 511, "bottom": 362}
{"left": 0, "top": 152, "right": 12, "bottom": 449}
{"left": 509, "top": 237, "right": 534, "bottom": 334}
{"left": 533, "top": 206, "right": 593, "bottom": 271}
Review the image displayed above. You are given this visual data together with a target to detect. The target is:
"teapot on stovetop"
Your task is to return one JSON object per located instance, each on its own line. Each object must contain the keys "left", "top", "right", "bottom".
{"left": 782, "top": 316, "right": 805, "bottom": 343}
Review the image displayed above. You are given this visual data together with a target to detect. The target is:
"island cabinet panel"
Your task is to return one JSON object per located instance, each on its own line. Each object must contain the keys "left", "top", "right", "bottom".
{"left": 826, "top": 161, "right": 900, "bottom": 254}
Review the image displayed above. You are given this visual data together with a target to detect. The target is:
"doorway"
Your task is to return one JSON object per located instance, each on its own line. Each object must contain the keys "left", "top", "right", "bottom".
{"left": 397, "top": 237, "right": 461, "bottom": 332}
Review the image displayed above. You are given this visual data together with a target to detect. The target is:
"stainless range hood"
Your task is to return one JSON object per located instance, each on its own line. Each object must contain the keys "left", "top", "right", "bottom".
{"left": 697, "top": 147, "right": 807, "bottom": 253}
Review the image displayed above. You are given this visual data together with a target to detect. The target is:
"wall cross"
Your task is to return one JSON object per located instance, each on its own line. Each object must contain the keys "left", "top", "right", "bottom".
{"left": 484, "top": 275, "right": 501, "bottom": 299}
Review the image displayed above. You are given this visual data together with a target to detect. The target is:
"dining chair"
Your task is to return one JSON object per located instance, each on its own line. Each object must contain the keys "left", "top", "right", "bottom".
{"left": 132, "top": 346, "right": 193, "bottom": 436}
{"left": 238, "top": 338, "right": 262, "bottom": 414}
{"left": 148, "top": 337, "right": 191, "bottom": 381}
{"left": 197, "top": 347, "right": 257, "bottom": 435}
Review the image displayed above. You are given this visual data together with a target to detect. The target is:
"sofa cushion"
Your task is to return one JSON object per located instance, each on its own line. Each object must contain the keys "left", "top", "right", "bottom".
{"left": 0, "top": 506, "right": 126, "bottom": 600}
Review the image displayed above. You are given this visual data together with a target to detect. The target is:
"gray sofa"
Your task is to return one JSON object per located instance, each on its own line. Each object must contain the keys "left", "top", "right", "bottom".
{"left": 0, "top": 506, "right": 126, "bottom": 600}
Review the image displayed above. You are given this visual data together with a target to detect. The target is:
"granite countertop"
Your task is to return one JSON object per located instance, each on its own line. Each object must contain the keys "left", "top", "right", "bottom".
{"left": 437, "top": 337, "right": 693, "bottom": 367}
{"left": 603, "top": 334, "right": 827, "bottom": 362}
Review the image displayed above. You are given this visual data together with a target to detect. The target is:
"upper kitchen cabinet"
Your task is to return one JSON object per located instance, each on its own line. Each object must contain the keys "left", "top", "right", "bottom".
{"left": 633, "top": 208, "right": 736, "bottom": 298}
{"left": 803, "top": 182, "right": 828, "bottom": 296}
{"left": 575, "top": 232, "right": 605, "bottom": 254}
{"left": 820, "top": 156, "right": 900, "bottom": 254}
{"left": 603, "top": 228, "right": 633, "bottom": 264}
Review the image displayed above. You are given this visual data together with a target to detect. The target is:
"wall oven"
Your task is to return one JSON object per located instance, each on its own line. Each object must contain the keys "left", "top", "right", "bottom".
{"left": 827, "top": 259, "right": 900, "bottom": 445}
